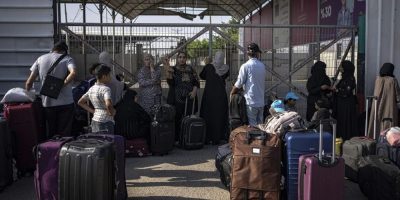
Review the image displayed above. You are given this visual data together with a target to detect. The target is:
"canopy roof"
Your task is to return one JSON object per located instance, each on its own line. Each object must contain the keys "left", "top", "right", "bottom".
{"left": 61, "top": 0, "right": 269, "bottom": 20}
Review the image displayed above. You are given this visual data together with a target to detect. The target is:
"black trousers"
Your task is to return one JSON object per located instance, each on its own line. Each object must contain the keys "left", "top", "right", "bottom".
{"left": 44, "top": 103, "right": 74, "bottom": 138}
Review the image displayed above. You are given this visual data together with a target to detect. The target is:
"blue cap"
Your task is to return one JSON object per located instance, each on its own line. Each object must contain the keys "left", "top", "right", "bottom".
{"left": 271, "top": 100, "right": 285, "bottom": 113}
{"left": 285, "top": 92, "right": 299, "bottom": 100}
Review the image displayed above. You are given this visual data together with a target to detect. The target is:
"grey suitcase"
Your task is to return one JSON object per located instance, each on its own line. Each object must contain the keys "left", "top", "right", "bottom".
{"left": 58, "top": 139, "right": 115, "bottom": 200}
{"left": 179, "top": 97, "right": 206, "bottom": 150}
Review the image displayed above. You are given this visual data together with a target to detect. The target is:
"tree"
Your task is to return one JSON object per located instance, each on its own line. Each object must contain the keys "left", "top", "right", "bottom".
{"left": 186, "top": 18, "right": 239, "bottom": 57}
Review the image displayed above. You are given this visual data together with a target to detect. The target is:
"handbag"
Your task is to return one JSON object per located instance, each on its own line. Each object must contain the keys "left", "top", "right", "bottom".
{"left": 40, "top": 54, "right": 67, "bottom": 99}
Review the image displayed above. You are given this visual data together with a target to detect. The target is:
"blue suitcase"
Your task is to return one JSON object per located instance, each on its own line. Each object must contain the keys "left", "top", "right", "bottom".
{"left": 283, "top": 130, "right": 333, "bottom": 200}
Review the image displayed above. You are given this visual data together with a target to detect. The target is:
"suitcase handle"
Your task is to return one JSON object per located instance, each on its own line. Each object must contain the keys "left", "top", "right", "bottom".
{"left": 184, "top": 94, "right": 197, "bottom": 116}
{"left": 319, "top": 119, "right": 337, "bottom": 164}
{"left": 365, "top": 96, "right": 378, "bottom": 138}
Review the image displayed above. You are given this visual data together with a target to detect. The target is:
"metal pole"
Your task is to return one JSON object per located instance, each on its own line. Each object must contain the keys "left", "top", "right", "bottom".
{"left": 112, "top": 9, "right": 116, "bottom": 72}
{"left": 351, "top": 28, "right": 355, "bottom": 63}
{"left": 82, "top": 1, "right": 87, "bottom": 79}
{"left": 57, "top": 0, "right": 61, "bottom": 41}
{"left": 288, "top": 0, "right": 292, "bottom": 86}
{"left": 99, "top": 3, "right": 103, "bottom": 51}
{"left": 209, "top": 25, "right": 213, "bottom": 58}
{"left": 122, "top": 16, "right": 125, "bottom": 73}
{"left": 130, "top": 19, "right": 133, "bottom": 74}
{"left": 317, "top": 0, "right": 321, "bottom": 60}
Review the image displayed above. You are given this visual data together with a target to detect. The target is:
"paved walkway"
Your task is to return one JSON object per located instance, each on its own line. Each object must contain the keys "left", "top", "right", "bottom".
{"left": 0, "top": 145, "right": 366, "bottom": 200}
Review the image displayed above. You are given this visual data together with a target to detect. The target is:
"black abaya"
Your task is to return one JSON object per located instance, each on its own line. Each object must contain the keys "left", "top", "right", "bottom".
{"left": 199, "top": 64, "right": 229, "bottom": 144}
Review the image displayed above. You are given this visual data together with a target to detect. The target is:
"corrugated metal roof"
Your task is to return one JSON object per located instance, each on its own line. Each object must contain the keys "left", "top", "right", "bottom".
{"left": 61, "top": 0, "right": 268, "bottom": 20}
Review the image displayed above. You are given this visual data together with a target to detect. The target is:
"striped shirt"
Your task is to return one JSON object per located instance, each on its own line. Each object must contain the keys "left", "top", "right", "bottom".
{"left": 81, "top": 83, "right": 114, "bottom": 123}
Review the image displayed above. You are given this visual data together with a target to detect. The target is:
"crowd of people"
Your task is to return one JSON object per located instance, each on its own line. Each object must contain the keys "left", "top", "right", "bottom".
{"left": 25, "top": 41, "right": 400, "bottom": 144}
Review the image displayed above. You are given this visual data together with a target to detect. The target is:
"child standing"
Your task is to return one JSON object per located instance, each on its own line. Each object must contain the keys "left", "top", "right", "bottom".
{"left": 308, "top": 97, "right": 332, "bottom": 133}
{"left": 78, "top": 64, "right": 116, "bottom": 134}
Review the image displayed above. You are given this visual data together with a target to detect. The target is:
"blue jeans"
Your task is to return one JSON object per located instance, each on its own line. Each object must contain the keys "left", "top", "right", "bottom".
{"left": 91, "top": 120, "right": 114, "bottom": 134}
{"left": 246, "top": 105, "right": 264, "bottom": 126}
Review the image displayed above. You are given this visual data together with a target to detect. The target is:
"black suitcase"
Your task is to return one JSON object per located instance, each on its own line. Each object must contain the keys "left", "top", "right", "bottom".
{"left": 358, "top": 155, "right": 400, "bottom": 200}
{"left": 150, "top": 104, "right": 175, "bottom": 155}
{"left": 59, "top": 138, "right": 115, "bottom": 200}
{"left": 377, "top": 136, "right": 400, "bottom": 167}
{"left": 342, "top": 96, "right": 377, "bottom": 182}
{"left": 215, "top": 143, "right": 232, "bottom": 189}
{"left": 179, "top": 97, "right": 206, "bottom": 150}
{"left": 0, "top": 118, "right": 13, "bottom": 192}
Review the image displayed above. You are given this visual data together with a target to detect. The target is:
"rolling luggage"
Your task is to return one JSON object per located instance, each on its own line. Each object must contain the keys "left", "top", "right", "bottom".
{"left": 230, "top": 126, "right": 281, "bottom": 200}
{"left": 358, "top": 155, "right": 400, "bottom": 200}
{"left": 79, "top": 133, "right": 127, "bottom": 200}
{"left": 179, "top": 97, "right": 206, "bottom": 150}
{"left": 150, "top": 104, "right": 175, "bottom": 155}
{"left": 4, "top": 101, "right": 45, "bottom": 174}
{"left": 59, "top": 138, "right": 115, "bottom": 200}
{"left": 298, "top": 119, "right": 345, "bottom": 200}
{"left": 342, "top": 96, "right": 378, "bottom": 182}
{"left": 0, "top": 118, "right": 13, "bottom": 192}
{"left": 215, "top": 143, "right": 232, "bottom": 189}
{"left": 34, "top": 136, "right": 73, "bottom": 200}
{"left": 283, "top": 130, "right": 333, "bottom": 200}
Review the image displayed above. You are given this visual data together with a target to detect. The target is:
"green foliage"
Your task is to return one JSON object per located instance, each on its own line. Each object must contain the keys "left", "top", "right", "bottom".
{"left": 186, "top": 17, "right": 239, "bottom": 57}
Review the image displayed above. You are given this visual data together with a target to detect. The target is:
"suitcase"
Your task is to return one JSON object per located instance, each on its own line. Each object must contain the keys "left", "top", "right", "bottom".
{"left": 342, "top": 96, "right": 377, "bottom": 182}
{"left": 150, "top": 104, "right": 175, "bottom": 155}
{"left": 283, "top": 130, "right": 333, "bottom": 200}
{"left": 59, "top": 138, "right": 115, "bottom": 200}
{"left": 125, "top": 138, "right": 151, "bottom": 157}
{"left": 0, "top": 118, "right": 13, "bottom": 192}
{"left": 34, "top": 136, "right": 73, "bottom": 200}
{"left": 358, "top": 155, "right": 400, "bottom": 200}
{"left": 377, "top": 136, "right": 400, "bottom": 167}
{"left": 4, "top": 101, "right": 45, "bottom": 174}
{"left": 230, "top": 126, "right": 281, "bottom": 200}
{"left": 215, "top": 143, "right": 232, "bottom": 190}
{"left": 179, "top": 97, "right": 206, "bottom": 150}
{"left": 79, "top": 133, "right": 127, "bottom": 200}
{"left": 298, "top": 119, "right": 345, "bottom": 200}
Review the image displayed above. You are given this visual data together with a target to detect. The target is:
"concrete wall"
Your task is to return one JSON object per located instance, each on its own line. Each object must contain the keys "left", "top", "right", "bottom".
{"left": 365, "top": 0, "right": 400, "bottom": 96}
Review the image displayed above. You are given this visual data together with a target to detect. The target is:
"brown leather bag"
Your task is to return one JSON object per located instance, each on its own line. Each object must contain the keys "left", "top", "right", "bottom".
{"left": 230, "top": 126, "right": 281, "bottom": 200}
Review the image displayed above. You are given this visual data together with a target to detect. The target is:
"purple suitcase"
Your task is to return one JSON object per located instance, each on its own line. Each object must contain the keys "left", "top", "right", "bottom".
{"left": 79, "top": 133, "right": 127, "bottom": 200}
{"left": 298, "top": 119, "right": 345, "bottom": 200}
{"left": 34, "top": 136, "right": 73, "bottom": 200}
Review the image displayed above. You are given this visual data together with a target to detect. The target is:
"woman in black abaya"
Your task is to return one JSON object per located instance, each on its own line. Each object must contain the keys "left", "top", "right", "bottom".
{"left": 333, "top": 60, "right": 358, "bottom": 140}
{"left": 306, "top": 61, "right": 332, "bottom": 121}
{"left": 200, "top": 51, "right": 229, "bottom": 145}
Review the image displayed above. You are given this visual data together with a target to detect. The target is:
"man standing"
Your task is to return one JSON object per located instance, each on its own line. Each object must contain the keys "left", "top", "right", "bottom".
{"left": 25, "top": 41, "right": 77, "bottom": 137}
{"left": 230, "top": 43, "right": 266, "bottom": 126}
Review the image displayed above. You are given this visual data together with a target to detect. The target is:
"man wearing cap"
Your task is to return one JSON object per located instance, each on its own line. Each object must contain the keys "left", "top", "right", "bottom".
{"left": 230, "top": 42, "right": 266, "bottom": 126}
{"left": 284, "top": 91, "right": 299, "bottom": 112}
{"left": 25, "top": 41, "right": 77, "bottom": 138}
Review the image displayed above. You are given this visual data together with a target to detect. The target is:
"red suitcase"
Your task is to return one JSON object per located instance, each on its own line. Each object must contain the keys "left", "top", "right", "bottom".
{"left": 298, "top": 119, "right": 345, "bottom": 200}
{"left": 125, "top": 138, "right": 151, "bottom": 157}
{"left": 4, "top": 101, "right": 45, "bottom": 174}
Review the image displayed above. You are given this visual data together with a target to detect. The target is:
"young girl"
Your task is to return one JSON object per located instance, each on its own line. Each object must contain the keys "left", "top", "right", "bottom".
{"left": 78, "top": 64, "right": 116, "bottom": 134}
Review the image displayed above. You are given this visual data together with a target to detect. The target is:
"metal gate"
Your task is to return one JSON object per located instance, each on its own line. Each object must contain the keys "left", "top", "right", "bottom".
{"left": 60, "top": 22, "right": 356, "bottom": 116}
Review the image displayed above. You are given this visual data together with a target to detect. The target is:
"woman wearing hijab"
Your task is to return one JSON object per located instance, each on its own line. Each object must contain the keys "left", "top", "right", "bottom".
{"left": 332, "top": 60, "right": 358, "bottom": 140}
{"left": 199, "top": 51, "right": 229, "bottom": 145}
{"left": 306, "top": 61, "right": 332, "bottom": 121}
{"left": 137, "top": 53, "right": 162, "bottom": 115}
{"left": 367, "top": 63, "right": 400, "bottom": 138}
{"left": 164, "top": 51, "right": 200, "bottom": 142}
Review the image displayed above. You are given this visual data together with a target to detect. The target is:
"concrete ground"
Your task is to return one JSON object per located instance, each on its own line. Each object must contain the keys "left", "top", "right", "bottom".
{"left": 0, "top": 145, "right": 366, "bottom": 200}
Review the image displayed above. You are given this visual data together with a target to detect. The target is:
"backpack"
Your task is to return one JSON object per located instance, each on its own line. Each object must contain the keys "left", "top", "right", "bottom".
{"left": 229, "top": 92, "right": 248, "bottom": 124}
{"left": 258, "top": 111, "right": 305, "bottom": 137}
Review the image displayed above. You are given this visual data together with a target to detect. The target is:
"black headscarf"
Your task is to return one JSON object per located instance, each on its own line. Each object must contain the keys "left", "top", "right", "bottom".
{"left": 309, "top": 61, "right": 330, "bottom": 86}
{"left": 341, "top": 60, "right": 355, "bottom": 78}
{"left": 380, "top": 63, "right": 395, "bottom": 77}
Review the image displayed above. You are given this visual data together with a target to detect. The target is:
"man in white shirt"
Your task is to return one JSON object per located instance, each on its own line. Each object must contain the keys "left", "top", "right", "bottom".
{"left": 230, "top": 43, "right": 266, "bottom": 126}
